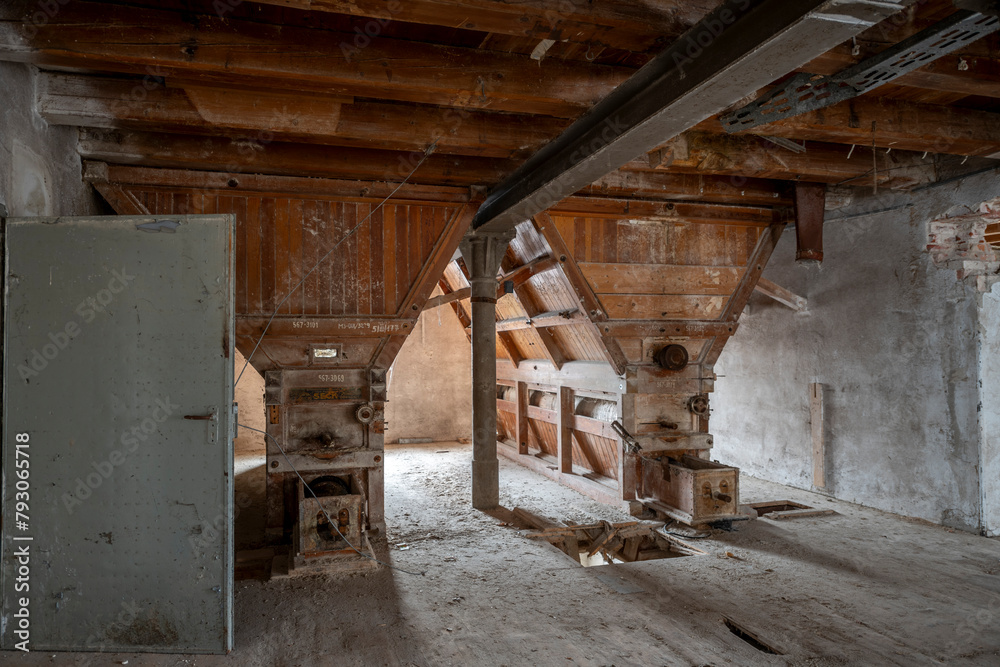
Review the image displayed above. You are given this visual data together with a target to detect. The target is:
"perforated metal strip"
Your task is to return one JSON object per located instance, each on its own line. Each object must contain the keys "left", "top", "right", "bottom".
{"left": 720, "top": 9, "right": 1000, "bottom": 133}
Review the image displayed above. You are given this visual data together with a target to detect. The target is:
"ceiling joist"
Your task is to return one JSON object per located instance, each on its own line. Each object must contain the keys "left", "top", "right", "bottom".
{"left": 471, "top": 0, "right": 910, "bottom": 233}
{"left": 0, "top": 0, "right": 630, "bottom": 118}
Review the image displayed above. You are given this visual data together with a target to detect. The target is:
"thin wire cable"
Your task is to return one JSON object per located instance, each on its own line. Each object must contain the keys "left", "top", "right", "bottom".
{"left": 236, "top": 142, "right": 437, "bottom": 386}
{"left": 239, "top": 423, "right": 426, "bottom": 576}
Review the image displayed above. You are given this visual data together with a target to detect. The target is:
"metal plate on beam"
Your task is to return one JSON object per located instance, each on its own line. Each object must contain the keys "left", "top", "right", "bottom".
{"left": 288, "top": 387, "right": 365, "bottom": 403}
{"left": 720, "top": 9, "right": 1000, "bottom": 132}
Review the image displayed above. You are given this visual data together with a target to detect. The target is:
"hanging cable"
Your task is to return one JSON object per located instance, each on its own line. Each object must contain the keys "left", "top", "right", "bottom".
{"left": 236, "top": 142, "right": 438, "bottom": 386}
{"left": 238, "top": 423, "right": 426, "bottom": 576}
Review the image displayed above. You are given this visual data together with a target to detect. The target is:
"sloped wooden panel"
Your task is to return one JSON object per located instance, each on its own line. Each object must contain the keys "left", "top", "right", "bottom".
{"left": 136, "top": 189, "right": 460, "bottom": 317}
{"left": 580, "top": 264, "right": 742, "bottom": 295}
{"left": 573, "top": 431, "right": 619, "bottom": 479}
{"left": 529, "top": 419, "right": 557, "bottom": 457}
{"left": 550, "top": 214, "right": 762, "bottom": 321}
{"left": 113, "top": 184, "right": 472, "bottom": 371}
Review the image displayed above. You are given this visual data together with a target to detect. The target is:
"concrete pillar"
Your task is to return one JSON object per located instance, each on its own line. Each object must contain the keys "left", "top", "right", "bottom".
{"left": 460, "top": 230, "right": 513, "bottom": 510}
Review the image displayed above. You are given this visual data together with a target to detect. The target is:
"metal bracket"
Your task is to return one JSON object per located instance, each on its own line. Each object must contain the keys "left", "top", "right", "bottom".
{"left": 720, "top": 9, "right": 1000, "bottom": 132}
{"left": 611, "top": 420, "right": 641, "bottom": 454}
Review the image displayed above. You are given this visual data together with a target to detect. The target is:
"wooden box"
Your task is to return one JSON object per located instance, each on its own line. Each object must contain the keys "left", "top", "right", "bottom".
{"left": 641, "top": 455, "right": 740, "bottom": 525}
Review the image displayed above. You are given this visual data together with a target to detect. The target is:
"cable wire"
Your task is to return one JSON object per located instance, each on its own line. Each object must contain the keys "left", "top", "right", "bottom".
{"left": 238, "top": 423, "right": 426, "bottom": 576}
{"left": 235, "top": 142, "right": 437, "bottom": 387}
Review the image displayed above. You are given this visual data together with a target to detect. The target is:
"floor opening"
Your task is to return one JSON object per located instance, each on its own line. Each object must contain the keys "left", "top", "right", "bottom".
{"left": 723, "top": 617, "right": 783, "bottom": 655}
{"left": 514, "top": 512, "right": 706, "bottom": 567}
{"left": 750, "top": 500, "right": 812, "bottom": 516}
{"left": 574, "top": 533, "right": 693, "bottom": 567}
{"left": 747, "top": 500, "right": 838, "bottom": 520}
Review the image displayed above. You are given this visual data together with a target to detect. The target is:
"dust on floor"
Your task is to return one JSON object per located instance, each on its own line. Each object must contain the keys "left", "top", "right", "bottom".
{"left": 6, "top": 442, "right": 1000, "bottom": 666}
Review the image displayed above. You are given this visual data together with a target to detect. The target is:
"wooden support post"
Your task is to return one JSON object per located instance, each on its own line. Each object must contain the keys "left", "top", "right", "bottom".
{"left": 558, "top": 386, "right": 575, "bottom": 474}
{"left": 516, "top": 381, "right": 529, "bottom": 455}
{"left": 460, "top": 230, "right": 514, "bottom": 510}
{"left": 754, "top": 277, "right": 807, "bottom": 312}
{"left": 810, "top": 382, "right": 826, "bottom": 489}
{"left": 617, "top": 393, "right": 637, "bottom": 502}
{"left": 534, "top": 327, "right": 567, "bottom": 370}
{"left": 497, "top": 331, "right": 523, "bottom": 367}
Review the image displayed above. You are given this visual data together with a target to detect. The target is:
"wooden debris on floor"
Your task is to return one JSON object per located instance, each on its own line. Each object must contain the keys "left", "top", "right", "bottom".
{"left": 512, "top": 508, "right": 704, "bottom": 565}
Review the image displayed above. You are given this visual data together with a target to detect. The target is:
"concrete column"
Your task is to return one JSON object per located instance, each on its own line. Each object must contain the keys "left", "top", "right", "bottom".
{"left": 460, "top": 231, "right": 513, "bottom": 510}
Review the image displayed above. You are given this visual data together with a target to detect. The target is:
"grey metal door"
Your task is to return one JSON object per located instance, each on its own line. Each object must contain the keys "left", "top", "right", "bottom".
{"left": 1, "top": 215, "right": 234, "bottom": 653}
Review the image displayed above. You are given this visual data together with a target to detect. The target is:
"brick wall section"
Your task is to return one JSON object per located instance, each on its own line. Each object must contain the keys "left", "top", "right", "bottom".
{"left": 928, "top": 197, "right": 1000, "bottom": 292}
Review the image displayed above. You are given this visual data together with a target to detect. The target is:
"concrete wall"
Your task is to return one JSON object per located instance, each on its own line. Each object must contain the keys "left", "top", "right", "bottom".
{"left": 0, "top": 62, "right": 102, "bottom": 218}
{"left": 713, "top": 169, "right": 1000, "bottom": 533}
{"left": 979, "top": 282, "right": 1000, "bottom": 536}
{"left": 385, "top": 297, "right": 473, "bottom": 443}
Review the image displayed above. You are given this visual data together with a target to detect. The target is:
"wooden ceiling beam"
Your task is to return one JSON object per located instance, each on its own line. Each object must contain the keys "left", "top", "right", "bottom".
{"left": 85, "top": 162, "right": 786, "bottom": 224}
{"left": 493, "top": 310, "right": 589, "bottom": 332}
{"left": 552, "top": 197, "right": 778, "bottom": 225}
{"left": 0, "top": 0, "right": 628, "bottom": 118}
{"left": 38, "top": 72, "right": 568, "bottom": 159}
{"left": 422, "top": 255, "right": 559, "bottom": 310}
{"left": 629, "top": 131, "right": 941, "bottom": 190}
{"left": 82, "top": 162, "right": 471, "bottom": 204}
{"left": 248, "top": 0, "right": 717, "bottom": 52}
{"left": 586, "top": 171, "right": 791, "bottom": 207}
{"left": 53, "top": 71, "right": 995, "bottom": 183}
{"left": 79, "top": 129, "right": 792, "bottom": 206}
{"left": 77, "top": 129, "right": 518, "bottom": 187}
{"left": 714, "top": 95, "right": 1000, "bottom": 159}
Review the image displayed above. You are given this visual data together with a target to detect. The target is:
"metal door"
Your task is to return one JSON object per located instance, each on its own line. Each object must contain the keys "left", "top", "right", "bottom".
{"left": 1, "top": 215, "right": 234, "bottom": 653}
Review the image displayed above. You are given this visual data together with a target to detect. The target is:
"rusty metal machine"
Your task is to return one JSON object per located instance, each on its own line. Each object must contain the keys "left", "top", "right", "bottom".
{"left": 264, "top": 365, "right": 387, "bottom": 568}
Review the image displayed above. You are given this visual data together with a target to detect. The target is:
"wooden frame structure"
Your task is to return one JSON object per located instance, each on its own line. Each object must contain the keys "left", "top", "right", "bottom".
{"left": 3, "top": 0, "right": 998, "bottom": 547}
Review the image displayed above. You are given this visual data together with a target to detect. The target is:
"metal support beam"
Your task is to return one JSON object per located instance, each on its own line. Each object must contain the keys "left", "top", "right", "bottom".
{"left": 460, "top": 230, "right": 514, "bottom": 510}
{"left": 471, "top": 0, "right": 908, "bottom": 233}
{"left": 795, "top": 182, "right": 826, "bottom": 263}
{"left": 720, "top": 8, "right": 1000, "bottom": 132}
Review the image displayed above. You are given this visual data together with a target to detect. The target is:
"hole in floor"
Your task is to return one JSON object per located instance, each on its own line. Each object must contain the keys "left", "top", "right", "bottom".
{"left": 748, "top": 500, "right": 812, "bottom": 516}
{"left": 575, "top": 539, "right": 691, "bottom": 567}
{"left": 528, "top": 520, "right": 704, "bottom": 567}
{"left": 723, "top": 617, "right": 783, "bottom": 655}
{"left": 747, "top": 500, "right": 838, "bottom": 520}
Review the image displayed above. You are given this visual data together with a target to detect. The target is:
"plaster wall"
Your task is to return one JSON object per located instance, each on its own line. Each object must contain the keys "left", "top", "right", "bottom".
{"left": 385, "top": 297, "right": 473, "bottom": 444}
{"left": 0, "top": 62, "right": 101, "bottom": 218}
{"left": 979, "top": 282, "right": 1000, "bottom": 536}
{"left": 713, "top": 169, "right": 1000, "bottom": 532}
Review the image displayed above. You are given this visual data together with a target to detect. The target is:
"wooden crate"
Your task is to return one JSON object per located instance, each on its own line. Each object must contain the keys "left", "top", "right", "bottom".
{"left": 641, "top": 455, "right": 740, "bottom": 525}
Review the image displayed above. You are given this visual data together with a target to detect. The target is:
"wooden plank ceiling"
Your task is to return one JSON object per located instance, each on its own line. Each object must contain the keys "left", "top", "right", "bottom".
{"left": 1, "top": 0, "right": 998, "bottom": 368}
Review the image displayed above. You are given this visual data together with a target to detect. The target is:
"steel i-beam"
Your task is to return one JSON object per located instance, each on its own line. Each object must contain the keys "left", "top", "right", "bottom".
{"left": 471, "top": 0, "right": 912, "bottom": 233}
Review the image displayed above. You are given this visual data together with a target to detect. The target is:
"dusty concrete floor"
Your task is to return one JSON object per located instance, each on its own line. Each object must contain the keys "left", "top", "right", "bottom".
{"left": 6, "top": 442, "right": 1000, "bottom": 666}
